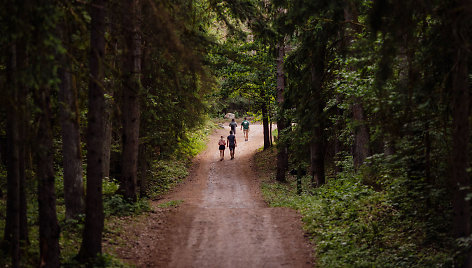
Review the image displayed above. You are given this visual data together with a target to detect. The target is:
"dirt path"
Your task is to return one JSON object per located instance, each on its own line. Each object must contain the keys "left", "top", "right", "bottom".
{"left": 119, "top": 124, "right": 313, "bottom": 267}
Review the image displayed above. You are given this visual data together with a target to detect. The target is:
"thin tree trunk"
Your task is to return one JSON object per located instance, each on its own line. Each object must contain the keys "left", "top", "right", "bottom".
{"left": 344, "top": 3, "right": 371, "bottom": 170}
{"left": 310, "top": 137, "right": 325, "bottom": 187}
{"left": 450, "top": 2, "right": 471, "bottom": 265}
{"left": 4, "top": 42, "right": 21, "bottom": 268}
{"left": 103, "top": 97, "right": 113, "bottom": 180}
{"left": 276, "top": 41, "right": 288, "bottom": 182}
{"left": 59, "top": 36, "right": 85, "bottom": 219}
{"left": 352, "top": 101, "right": 370, "bottom": 169}
{"left": 78, "top": 0, "right": 106, "bottom": 261}
{"left": 138, "top": 143, "right": 148, "bottom": 197}
{"left": 309, "top": 44, "right": 326, "bottom": 187}
{"left": 16, "top": 40, "right": 29, "bottom": 245}
{"left": 103, "top": 10, "right": 119, "bottom": 181}
{"left": 262, "top": 101, "right": 270, "bottom": 150}
{"left": 120, "top": 0, "right": 141, "bottom": 202}
{"left": 36, "top": 87, "right": 61, "bottom": 268}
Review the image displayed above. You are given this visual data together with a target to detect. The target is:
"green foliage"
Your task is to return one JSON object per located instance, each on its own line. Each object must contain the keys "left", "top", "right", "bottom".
{"left": 256, "top": 148, "right": 455, "bottom": 267}
{"left": 158, "top": 200, "right": 184, "bottom": 208}
{"left": 174, "top": 119, "right": 215, "bottom": 158}
{"left": 146, "top": 159, "right": 190, "bottom": 198}
{"left": 103, "top": 196, "right": 151, "bottom": 217}
{"left": 62, "top": 253, "right": 131, "bottom": 268}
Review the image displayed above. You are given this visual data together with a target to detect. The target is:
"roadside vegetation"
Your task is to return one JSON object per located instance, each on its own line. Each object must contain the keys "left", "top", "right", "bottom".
{"left": 255, "top": 147, "right": 455, "bottom": 267}
{"left": 0, "top": 119, "right": 215, "bottom": 267}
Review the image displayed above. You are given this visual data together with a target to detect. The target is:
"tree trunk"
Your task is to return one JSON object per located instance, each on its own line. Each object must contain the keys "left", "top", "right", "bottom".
{"left": 4, "top": 42, "right": 21, "bottom": 268}
{"left": 352, "top": 101, "right": 370, "bottom": 169}
{"left": 36, "top": 87, "right": 61, "bottom": 268}
{"left": 120, "top": 0, "right": 141, "bottom": 202}
{"left": 17, "top": 43, "right": 28, "bottom": 245}
{"left": 309, "top": 44, "right": 326, "bottom": 187}
{"left": 450, "top": 2, "right": 471, "bottom": 265}
{"left": 344, "top": 3, "right": 371, "bottom": 170}
{"left": 78, "top": 0, "right": 106, "bottom": 261}
{"left": 310, "top": 129, "right": 325, "bottom": 187}
{"left": 138, "top": 143, "right": 148, "bottom": 197}
{"left": 59, "top": 37, "right": 85, "bottom": 220}
{"left": 262, "top": 101, "right": 270, "bottom": 150}
{"left": 276, "top": 41, "right": 288, "bottom": 182}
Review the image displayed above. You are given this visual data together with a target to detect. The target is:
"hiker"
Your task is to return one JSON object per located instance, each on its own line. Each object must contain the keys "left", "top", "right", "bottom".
{"left": 218, "top": 136, "right": 226, "bottom": 161}
{"left": 229, "top": 118, "right": 237, "bottom": 135}
{"left": 241, "top": 117, "right": 250, "bottom": 141}
{"left": 227, "top": 130, "right": 237, "bottom": 160}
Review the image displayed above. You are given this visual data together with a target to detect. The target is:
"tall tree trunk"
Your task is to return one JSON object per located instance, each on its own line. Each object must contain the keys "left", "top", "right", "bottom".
{"left": 78, "top": 0, "right": 106, "bottom": 261}
{"left": 344, "top": 2, "right": 371, "bottom": 170}
{"left": 4, "top": 42, "right": 21, "bottom": 268}
{"left": 36, "top": 87, "right": 61, "bottom": 268}
{"left": 276, "top": 41, "right": 288, "bottom": 182}
{"left": 103, "top": 95, "right": 113, "bottom": 180}
{"left": 59, "top": 30, "right": 85, "bottom": 219}
{"left": 309, "top": 43, "right": 326, "bottom": 187}
{"left": 17, "top": 42, "right": 28, "bottom": 245}
{"left": 120, "top": 0, "right": 141, "bottom": 202}
{"left": 450, "top": 1, "right": 471, "bottom": 265}
{"left": 103, "top": 9, "right": 119, "bottom": 181}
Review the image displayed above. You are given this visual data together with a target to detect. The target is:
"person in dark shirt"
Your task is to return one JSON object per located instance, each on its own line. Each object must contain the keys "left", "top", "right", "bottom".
{"left": 229, "top": 118, "right": 237, "bottom": 135}
{"left": 241, "top": 117, "right": 250, "bottom": 141}
{"left": 227, "top": 130, "right": 237, "bottom": 160}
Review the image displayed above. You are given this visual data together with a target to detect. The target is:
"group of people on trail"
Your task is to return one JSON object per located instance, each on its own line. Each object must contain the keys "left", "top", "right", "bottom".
{"left": 218, "top": 117, "right": 250, "bottom": 161}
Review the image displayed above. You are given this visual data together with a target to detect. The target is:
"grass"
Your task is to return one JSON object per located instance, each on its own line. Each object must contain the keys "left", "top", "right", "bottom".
{"left": 254, "top": 147, "right": 456, "bottom": 268}
{"left": 158, "top": 200, "right": 184, "bottom": 208}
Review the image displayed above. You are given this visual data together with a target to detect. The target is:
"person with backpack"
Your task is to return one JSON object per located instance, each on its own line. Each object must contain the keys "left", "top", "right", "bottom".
{"left": 240, "top": 117, "right": 250, "bottom": 141}
{"left": 229, "top": 118, "right": 237, "bottom": 135}
{"left": 227, "top": 130, "right": 237, "bottom": 160}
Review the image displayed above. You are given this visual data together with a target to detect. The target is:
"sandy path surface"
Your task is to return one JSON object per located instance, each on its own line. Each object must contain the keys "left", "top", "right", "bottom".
{"left": 125, "top": 124, "right": 313, "bottom": 267}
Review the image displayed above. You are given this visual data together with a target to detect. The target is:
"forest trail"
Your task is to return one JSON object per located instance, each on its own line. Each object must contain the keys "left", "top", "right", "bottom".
{"left": 117, "top": 124, "right": 313, "bottom": 267}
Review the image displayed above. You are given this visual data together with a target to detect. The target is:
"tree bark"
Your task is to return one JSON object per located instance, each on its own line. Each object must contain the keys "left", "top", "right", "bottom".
{"left": 262, "top": 100, "right": 270, "bottom": 150}
{"left": 59, "top": 34, "right": 85, "bottom": 219}
{"left": 78, "top": 0, "right": 106, "bottom": 261}
{"left": 36, "top": 87, "right": 61, "bottom": 268}
{"left": 309, "top": 44, "right": 327, "bottom": 187}
{"left": 276, "top": 41, "right": 288, "bottom": 182}
{"left": 119, "top": 0, "right": 141, "bottom": 202}
{"left": 16, "top": 42, "right": 28, "bottom": 245}
{"left": 344, "top": 2, "right": 371, "bottom": 170}
{"left": 4, "top": 42, "right": 21, "bottom": 268}
{"left": 450, "top": 1, "right": 471, "bottom": 265}
{"left": 352, "top": 101, "right": 370, "bottom": 169}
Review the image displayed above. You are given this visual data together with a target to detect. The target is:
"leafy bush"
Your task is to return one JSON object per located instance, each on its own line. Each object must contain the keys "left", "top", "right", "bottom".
{"left": 103, "top": 195, "right": 150, "bottom": 217}
{"left": 146, "top": 159, "right": 189, "bottom": 198}
{"left": 256, "top": 148, "right": 455, "bottom": 267}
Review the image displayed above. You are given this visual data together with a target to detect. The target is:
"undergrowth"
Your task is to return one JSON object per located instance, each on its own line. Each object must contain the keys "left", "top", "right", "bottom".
{"left": 254, "top": 147, "right": 455, "bottom": 267}
{"left": 0, "top": 120, "right": 216, "bottom": 267}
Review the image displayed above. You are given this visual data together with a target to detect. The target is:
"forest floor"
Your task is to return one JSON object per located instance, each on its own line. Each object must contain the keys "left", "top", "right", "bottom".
{"left": 107, "top": 123, "right": 313, "bottom": 267}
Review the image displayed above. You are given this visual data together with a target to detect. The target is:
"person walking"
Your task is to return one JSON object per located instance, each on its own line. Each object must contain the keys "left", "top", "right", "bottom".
{"left": 218, "top": 136, "right": 226, "bottom": 161}
{"left": 229, "top": 118, "right": 237, "bottom": 135}
{"left": 227, "top": 131, "right": 237, "bottom": 160}
{"left": 241, "top": 117, "right": 250, "bottom": 141}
